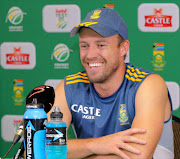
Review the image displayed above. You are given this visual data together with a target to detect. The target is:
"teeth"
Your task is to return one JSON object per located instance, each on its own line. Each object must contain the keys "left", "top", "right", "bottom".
{"left": 89, "top": 63, "right": 102, "bottom": 67}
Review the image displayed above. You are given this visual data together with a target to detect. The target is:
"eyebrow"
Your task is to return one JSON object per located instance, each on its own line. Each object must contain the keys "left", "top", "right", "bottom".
{"left": 79, "top": 40, "right": 108, "bottom": 44}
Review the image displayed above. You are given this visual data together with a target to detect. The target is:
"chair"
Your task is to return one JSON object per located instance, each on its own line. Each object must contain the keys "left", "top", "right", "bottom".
{"left": 172, "top": 115, "right": 180, "bottom": 159}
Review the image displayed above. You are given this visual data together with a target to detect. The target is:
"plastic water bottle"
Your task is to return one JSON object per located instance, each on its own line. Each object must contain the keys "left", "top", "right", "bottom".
{"left": 23, "top": 98, "right": 47, "bottom": 159}
{"left": 46, "top": 106, "right": 67, "bottom": 159}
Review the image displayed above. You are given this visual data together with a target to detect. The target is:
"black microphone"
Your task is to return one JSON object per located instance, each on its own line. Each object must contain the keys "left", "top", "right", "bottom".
{"left": 2, "top": 85, "right": 55, "bottom": 159}
{"left": 26, "top": 85, "right": 55, "bottom": 113}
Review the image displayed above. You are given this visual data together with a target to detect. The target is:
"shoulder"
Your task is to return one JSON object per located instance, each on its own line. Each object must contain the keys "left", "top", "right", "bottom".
{"left": 138, "top": 73, "right": 167, "bottom": 93}
{"left": 135, "top": 73, "right": 168, "bottom": 112}
{"left": 64, "top": 71, "right": 90, "bottom": 90}
{"left": 124, "top": 64, "right": 156, "bottom": 93}
{"left": 125, "top": 63, "right": 153, "bottom": 83}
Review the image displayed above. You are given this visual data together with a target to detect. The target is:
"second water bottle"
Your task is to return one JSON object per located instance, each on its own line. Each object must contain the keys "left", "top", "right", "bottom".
{"left": 46, "top": 106, "right": 67, "bottom": 159}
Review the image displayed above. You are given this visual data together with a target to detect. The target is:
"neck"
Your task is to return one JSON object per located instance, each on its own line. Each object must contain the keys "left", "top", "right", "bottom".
{"left": 93, "top": 62, "right": 126, "bottom": 97}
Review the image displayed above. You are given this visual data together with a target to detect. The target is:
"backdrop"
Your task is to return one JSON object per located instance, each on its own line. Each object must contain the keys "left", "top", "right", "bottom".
{"left": 0, "top": 0, "right": 180, "bottom": 157}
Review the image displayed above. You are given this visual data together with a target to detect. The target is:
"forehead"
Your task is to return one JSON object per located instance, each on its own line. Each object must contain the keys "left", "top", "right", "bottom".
{"left": 79, "top": 27, "right": 119, "bottom": 42}
{"left": 79, "top": 27, "right": 102, "bottom": 38}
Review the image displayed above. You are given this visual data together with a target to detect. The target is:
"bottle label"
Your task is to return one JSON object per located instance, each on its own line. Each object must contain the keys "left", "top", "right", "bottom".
{"left": 46, "top": 127, "right": 67, "bottom": 145}
{"left": 24, "top": 118, "right": 47, "bottom": 159}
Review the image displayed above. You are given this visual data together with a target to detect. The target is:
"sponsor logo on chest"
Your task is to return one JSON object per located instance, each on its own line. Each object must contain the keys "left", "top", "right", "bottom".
{"left": 71, "top": 104, "right": 101, "bottom": 119}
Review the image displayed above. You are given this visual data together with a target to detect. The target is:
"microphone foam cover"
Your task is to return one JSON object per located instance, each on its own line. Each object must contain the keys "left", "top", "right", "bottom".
{"left": 26, "top": 85, "right": 55, "bottom": 113}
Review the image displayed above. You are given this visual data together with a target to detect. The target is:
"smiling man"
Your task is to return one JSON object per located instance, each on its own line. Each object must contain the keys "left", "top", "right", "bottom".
{"left": 48, "top": 8, "right": 174, "bottom": 159}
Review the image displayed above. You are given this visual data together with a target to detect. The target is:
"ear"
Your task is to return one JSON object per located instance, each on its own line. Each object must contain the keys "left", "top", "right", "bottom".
{"left": 119, "top": 40, "right": 130, "bottom": 57}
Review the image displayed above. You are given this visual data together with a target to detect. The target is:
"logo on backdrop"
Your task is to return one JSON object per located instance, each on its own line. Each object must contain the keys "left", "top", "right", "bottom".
{"left": 5, "top": 6, "right": 27, "bottom": 32}
{"left": 56, "top": 9, "right": 67, "bottom": 29}
{"left": 138, "top": 3, "right": 179, "bottom": 32}
{"left": 0, "top": 42, "right": 36, "bottom": 69}
{"left": 12, "top": 79, "right": 25, "bottom": 106}
{"left": 44, "top": 79, "right": 62, "bottom": 89}
{"left": 51, "top": 43, "right": 73, "bottom": 69}
{"left": 1, "top": 115, "right": 23, "bottom": 142}
{"left": 43, "top": 5, "right": 81, "bottom": 32}
{"left": 103, "top": 4, "right": 114, "bottom": 9}
{"left": 6, "top": 47, "right": 30, "bottom": 65}
{"left": 144, "top": 8, "right": 172, "bottom": 27}
{"left": 152, "top": 43, "right": 166, "bottom": 71}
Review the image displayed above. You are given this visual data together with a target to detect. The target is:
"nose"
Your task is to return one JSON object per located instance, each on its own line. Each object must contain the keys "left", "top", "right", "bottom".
{"left": 86, "top": 45, "right": 98, "bottom": 60}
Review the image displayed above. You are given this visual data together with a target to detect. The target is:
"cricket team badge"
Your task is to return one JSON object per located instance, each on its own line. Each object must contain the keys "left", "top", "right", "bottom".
{"left": 119, "top": 104, "right": 129, "bottom": 125}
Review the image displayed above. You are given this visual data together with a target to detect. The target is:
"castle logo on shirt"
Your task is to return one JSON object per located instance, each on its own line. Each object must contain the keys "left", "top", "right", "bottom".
{"left": 71, "top": 104, "right": 101, "bottom": 120}
{"left": 119, "top": 104, "right": 129, "bottom": 125}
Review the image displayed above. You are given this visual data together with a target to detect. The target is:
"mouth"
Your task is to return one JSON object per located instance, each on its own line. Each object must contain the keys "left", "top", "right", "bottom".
{"left": 88, "top": 62, "right": 103, "bottom": 69}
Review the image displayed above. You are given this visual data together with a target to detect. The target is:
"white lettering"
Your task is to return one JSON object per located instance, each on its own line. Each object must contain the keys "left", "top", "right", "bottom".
{"left": 95, "top": 108, "right": 101, "bottom": 116}
{"left": 7, "top": 55, "right": 29, "bottom": 62}
{"left": 71, "top": 104, "right": 78, "bottom": 112}
{"left": 82, "top": 115, "right": 95, "bottom": 119}
{"left": 71, "top": 104, "right": 101, "bottom": 118}
{"left": 83, "top": 107, "right": 89, "bottom": 114}
{"left": 146, "top": 18, "right": 170, "bottom": 24}
{"left": 78, "top": 105, "right": 84, "bottom": 113}
{"left": 27, "top": 126, "right": 32, "bottom": 158}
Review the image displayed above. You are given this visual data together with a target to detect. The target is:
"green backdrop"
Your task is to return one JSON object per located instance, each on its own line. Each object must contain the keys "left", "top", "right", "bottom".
{"left": 0, "top": 0, "right": 179, "bottom": 157}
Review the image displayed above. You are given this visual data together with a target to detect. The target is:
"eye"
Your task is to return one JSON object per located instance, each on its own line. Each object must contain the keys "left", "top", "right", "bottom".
{"left": 98, "top": 44, "right": 106, "bottom": 48}
{"left": 79, "top": 43, "right": 88, "bottom": 49}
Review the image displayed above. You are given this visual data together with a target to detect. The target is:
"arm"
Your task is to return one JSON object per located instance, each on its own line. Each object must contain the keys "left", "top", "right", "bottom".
{"left": 47, "top": 80, "right": 72, "bottom": 128}
{"left": 83, "top": 74, "right": 171, "bottom": 159}
{"left": 47, "top": 80, "right": 147, "bottom": 159}
{"left": 119, "top": 74, "right": 171, "bottom": 159}
{"left": 67, "top": 128, "right": 146, "bottom": 159}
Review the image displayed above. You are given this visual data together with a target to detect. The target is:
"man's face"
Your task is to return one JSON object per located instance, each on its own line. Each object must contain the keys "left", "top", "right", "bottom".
{"left": 79, "top": 27, "right": 123, "bottom": 83}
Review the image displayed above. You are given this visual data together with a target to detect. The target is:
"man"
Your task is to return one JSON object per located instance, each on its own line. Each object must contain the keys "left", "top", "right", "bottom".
{"left": 48, "top": 8, "right": 174, "bottom": 159}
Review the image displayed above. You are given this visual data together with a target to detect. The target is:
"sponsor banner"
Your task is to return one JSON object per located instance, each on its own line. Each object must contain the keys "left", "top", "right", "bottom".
{"left": 138, "top": 3, "right": 179, "bottom": 32}
{"left": 0, "top": 42, "right": 36, "bottom": 69}
{"left": 5, "top": 6, "right": 27, "bottom": 32}
{"left": 44, "top": 79, "right": 62, "bottom": 89}
{"left": 51, "top": 43, "right": 73, "bottom": 69}
{"left": 12, "top": 79, "right": 25, "bottom": 106}
{"left": 1, "top": 115, "right": 23, "bottom": 142}
{"left": 103, "top": 4, "right": 114, "bottom": 9}
{"left": 152, "top": 43, "right": 166, "bottom": 71}
{"left": 166, "top": 82, "right": 179, "bottom": 110}
{"left": 43, "top": 5, "right": 81, "bottom": 32}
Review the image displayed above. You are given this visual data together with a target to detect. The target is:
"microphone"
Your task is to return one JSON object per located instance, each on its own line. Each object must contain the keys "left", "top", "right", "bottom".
{"left": 2, "top": 120, "right": 24, "bottom": 159}
{"left": 2, "top": 85, "right": 55, "bottom": 159}
{"left": 26, "top": 85, "right": 55, "bottom": 113}
{"left": 12, "top": 120, "right": 24, "bottom": 145}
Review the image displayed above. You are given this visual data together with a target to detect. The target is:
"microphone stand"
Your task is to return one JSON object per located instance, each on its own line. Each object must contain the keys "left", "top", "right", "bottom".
{"left": 12, "top": 142, "right": 24, "bottom": 159}
{"left": 2, "top": 143, "right": 14, "bottom": 159}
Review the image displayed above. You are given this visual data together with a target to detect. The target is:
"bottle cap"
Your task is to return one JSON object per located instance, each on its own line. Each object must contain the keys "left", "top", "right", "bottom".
{"left": 50, "top": 106, "right": 63, "bottom": 119}
{"left": 26, "top": 98, "right": 44, "bottom": 109}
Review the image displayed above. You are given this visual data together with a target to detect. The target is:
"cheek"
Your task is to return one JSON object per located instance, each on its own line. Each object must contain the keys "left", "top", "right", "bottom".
{"left": 80, "top": 51, "right": 86, "bottom": 61}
